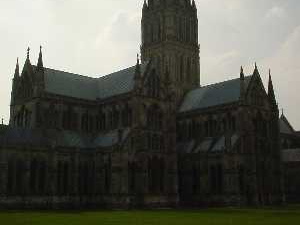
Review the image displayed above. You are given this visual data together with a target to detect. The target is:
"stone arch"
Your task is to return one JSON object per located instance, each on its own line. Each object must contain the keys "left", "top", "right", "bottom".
{"left": 57, "top": 160, "right": 70, "bottom": 196}
{"left": 128, "top": 161, "right": 137, "bottom": 193}
{"left": 6, "top": 156, "right": 27, "bottom": 196}
{"left": 29, "top": 157, "right": 47, "bottom": 195}
{"left": 192, "top": 164, "right": 200, "bottom": 194}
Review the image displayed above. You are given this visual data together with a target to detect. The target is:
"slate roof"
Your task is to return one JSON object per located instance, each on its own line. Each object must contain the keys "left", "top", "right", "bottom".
{"left": 180, "top": 76, "right": 252, "bottom": 113}
{"left": 93, "top": 128, "right": 130, "bottom": 148}
{"left": 177, "top": 134, "right": 240, "bottom": 154}
{"left": 44, "top": 68, "right": 98, "bottom": 100}
{"left": 43, "top": 62, "right": 149, "bottom": 100}
{"left": 0, "top": 126, "right": 130, "bottom": 149}
{"left": 282, "top": 149, "right": 300, "bottom": 162}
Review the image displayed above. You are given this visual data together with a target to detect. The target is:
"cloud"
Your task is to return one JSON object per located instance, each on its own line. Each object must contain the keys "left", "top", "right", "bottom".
{"left": 265, "top": 6, "right": 286, "bottom": 19}
{"left": 262, "top": 26, "right": 300, "bottom": 129}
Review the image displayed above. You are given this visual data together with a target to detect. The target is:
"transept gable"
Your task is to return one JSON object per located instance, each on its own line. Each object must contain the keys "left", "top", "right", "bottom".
{"left": 245, "top": 70, "right": 269, "bottom": 107}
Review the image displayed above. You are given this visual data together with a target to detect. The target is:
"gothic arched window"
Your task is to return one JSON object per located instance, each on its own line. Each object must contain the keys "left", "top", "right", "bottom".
{"left": 147, "top": 105, "right": 163, "bottom": 131}
{"left": 180, "top": 56, "right": 184, "bottom": 81}
{"left": 147, "top": 71, "right": 160, "bottom": 98}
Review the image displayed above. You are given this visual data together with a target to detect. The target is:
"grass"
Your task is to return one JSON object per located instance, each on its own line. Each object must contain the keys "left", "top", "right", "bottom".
{"left": 1, "top": 207, "right": 300, "bottom": 225}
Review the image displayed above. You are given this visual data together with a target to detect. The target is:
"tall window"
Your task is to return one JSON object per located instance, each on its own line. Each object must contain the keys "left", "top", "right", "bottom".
{"left": 147, "top": 71, "right": 160, "bottom": 98}
{"left": 30, "top": 159, "right": 38, "bottom": 195}
{"left": 192, "top": 165, "right": 200, "bottom": 194}
{"left": 210, "top": 164, "right": 223, "bottom": 194}
{"left": 81, "top": 113, "right": 89, "bottom": 132}
{"left": 128, "top": 162, "right": 137, "bottom": 193}
{"left": 147, "top": 105, "right": 163, "bottom": 131}
{"left": 148, "top": 157, "right": 165, "bottom": 193}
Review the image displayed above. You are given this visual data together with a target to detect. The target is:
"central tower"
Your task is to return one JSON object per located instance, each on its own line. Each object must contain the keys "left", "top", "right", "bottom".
{"left": 141, "top": 0, "right": 200, "bottom": 97}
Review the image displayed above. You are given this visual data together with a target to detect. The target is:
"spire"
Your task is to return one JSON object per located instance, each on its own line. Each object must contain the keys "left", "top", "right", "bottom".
{"left": 37, "top": 45, "right": 44, "bottom": 71}
{"left": 22, "top": 46, "right": 33, "bottom": 75}
{"left": 25, "top": 46, "right": 31, "bottom": 66}
{"left": 192, "top": 0, "right": 196, "bottom": 8}
{"left": 268, "top": 69, "right": 276, "bottom": 101}
{"left": 240, "top": 66, "right": 245, "bottom": 101}
{"left": 14, "top": 58, "right": 20, "bottom": 78}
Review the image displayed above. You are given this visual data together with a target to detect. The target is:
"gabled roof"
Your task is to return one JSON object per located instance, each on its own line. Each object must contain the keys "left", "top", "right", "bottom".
{"left": 43, "top": 62, "right": 149, "bottom": 100}
{"left": 179, "top": 75, "right": 252, "bottom": 113}
{"left": 280, "top": 114, "right": 295, "bottom": 134}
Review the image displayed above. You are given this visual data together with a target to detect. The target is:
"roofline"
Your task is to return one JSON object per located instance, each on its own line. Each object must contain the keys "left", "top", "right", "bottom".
{"left": 191, "top": 74, "right": 253, "bottom": 92}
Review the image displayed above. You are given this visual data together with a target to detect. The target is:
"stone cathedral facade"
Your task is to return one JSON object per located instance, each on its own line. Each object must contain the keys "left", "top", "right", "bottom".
{"left": 0, "top": 0, "right": 283, "bottom": 208}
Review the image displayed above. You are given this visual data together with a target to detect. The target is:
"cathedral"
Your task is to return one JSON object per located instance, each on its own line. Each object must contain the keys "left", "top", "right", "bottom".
{"left": 0, "top": 0, "right": 285, "bottom": 208}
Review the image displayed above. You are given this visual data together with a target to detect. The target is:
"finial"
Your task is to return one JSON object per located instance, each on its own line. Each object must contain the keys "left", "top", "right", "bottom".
{"left": 253, "top": 62, "right": 260, "bottom": 75}
{"left": 143, "top": 0, "right": 148, "bottom": 11}
{"left": 240, "top": 66, "right": 245, "bottom": 79}
{"left": 27, "top": 47, "right": 30, "bottom": 59}
{"left": 1, "top": 118, "right": 3, "bottom": 125}
{"left": 137, "top": 53, "right": 139, "bottom": 64}
{"left": 14, "top": 57, "right": 20, "bottom": 78}
{"left": 40, "top": 45, "right": 42, "bottom": 52}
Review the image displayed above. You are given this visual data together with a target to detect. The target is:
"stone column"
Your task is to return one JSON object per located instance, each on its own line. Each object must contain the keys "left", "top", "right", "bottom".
{"left": 48, "top": 150, "right": 57, "bottom": 197}
{"left": 95, "top": 153, "right": 103, "bottom": 195}
{"left": 57, "top": 104, "right": 64, "bottom": 129}
{"left": 0, "top": 149, "right": 8, "bottom": 195}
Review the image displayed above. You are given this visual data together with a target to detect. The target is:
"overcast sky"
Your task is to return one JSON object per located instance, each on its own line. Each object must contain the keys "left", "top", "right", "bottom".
{"left": 0, "top": 0, "right": 299, "bottom": 129}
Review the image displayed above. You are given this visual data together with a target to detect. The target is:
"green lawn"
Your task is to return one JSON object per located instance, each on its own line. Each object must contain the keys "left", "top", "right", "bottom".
{"left": 1, "top": 207, "right": 300, "bottom": 225}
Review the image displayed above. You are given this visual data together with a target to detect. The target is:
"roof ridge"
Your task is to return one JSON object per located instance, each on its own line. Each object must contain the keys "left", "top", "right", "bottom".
{"left": 97, "top": 65, "right": 136, "bottom": 80}
{"left": 192, "top": 74, "right": 253, "bottom": 92}
{"left": 45, "top": 67, "right": 97, "bottom": 80}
